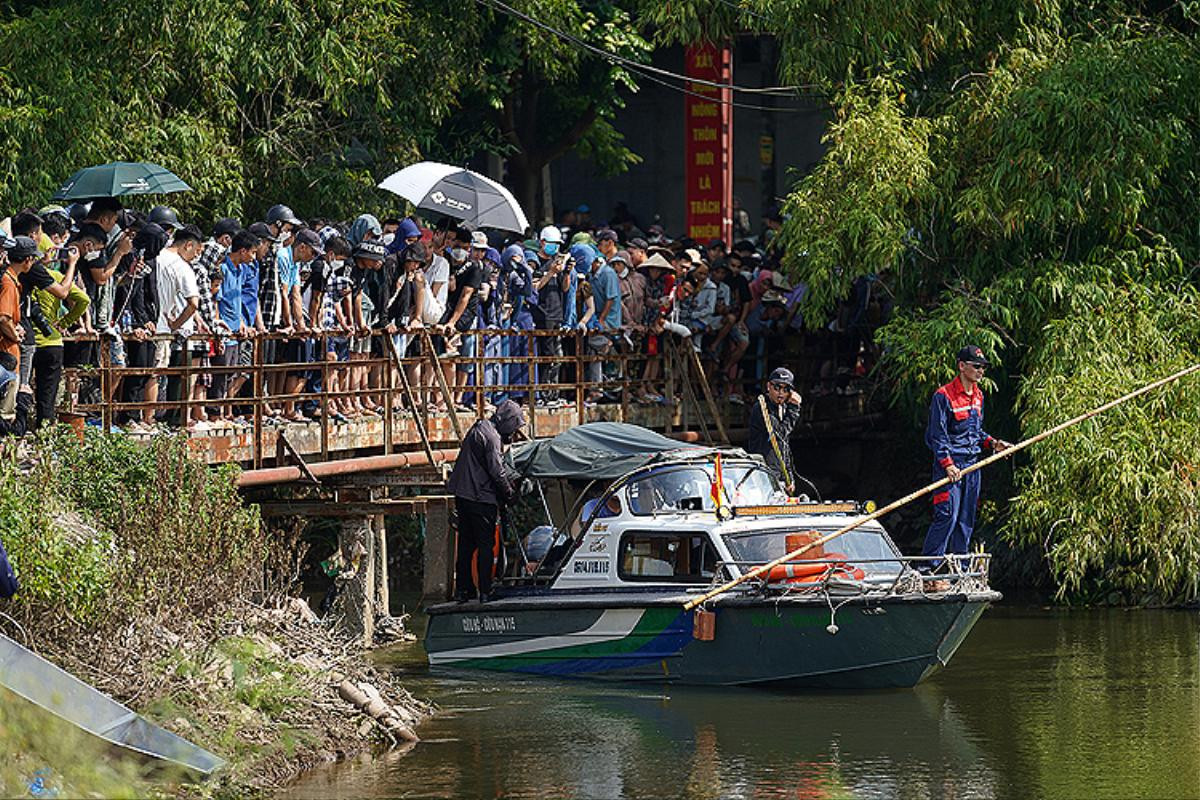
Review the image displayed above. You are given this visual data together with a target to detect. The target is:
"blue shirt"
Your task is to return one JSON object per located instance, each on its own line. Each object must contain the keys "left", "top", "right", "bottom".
{"left": 217, "top": 257, "right": 244, "bottom": 339}
{"left": 925, "top": 376, "right": 994, "bottom": 468}
{"left": 562, "top": 271, "right": 578, "bottom": 329}
{"left": 241, "top": 258, "right": 260, "bottom": 328}
{"left": 276, "top": 246, "right": 298, "bottom": 290}
{"left": 589, "top": 264, "right": 622, "bottom": 330}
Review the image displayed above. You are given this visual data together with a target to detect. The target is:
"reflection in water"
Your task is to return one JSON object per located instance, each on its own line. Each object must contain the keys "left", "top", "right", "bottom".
{"left": 283, "top": 608, "right": 1199, "bottom": 800}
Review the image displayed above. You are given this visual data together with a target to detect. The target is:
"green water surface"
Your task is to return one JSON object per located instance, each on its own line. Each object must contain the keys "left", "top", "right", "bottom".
{"left": 283, "top": 606, "right": 1199, "bottom": 799}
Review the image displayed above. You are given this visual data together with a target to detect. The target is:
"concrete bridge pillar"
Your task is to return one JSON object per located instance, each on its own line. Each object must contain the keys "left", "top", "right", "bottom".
{"left": 332, "top": 515, "right": 375, "bottom": 647}
{"left": 422, "top": 498, "right": 454, "bottom": 605}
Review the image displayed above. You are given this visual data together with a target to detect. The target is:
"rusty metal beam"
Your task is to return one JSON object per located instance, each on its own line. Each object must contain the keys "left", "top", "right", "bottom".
{"left": 257, "top": 500, "right": 430, "bottom": 517}
{"left": 237, "top": 448, "right": 460, "bottom": 488}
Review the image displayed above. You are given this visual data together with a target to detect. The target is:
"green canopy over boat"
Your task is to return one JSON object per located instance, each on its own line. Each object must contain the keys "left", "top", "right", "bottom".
{"left": 507, "top": 422, "right": 720, "bottom": 482}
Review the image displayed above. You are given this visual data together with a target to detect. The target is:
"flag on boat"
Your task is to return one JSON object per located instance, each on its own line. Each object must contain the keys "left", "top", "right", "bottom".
{"left": 712, "top": 453, "right": 726, "bottom": 514}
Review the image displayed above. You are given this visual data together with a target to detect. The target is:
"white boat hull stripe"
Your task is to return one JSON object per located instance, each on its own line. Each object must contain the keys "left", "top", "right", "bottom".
{"left": 429, "top": 608, "right": 645, "bottom": 664}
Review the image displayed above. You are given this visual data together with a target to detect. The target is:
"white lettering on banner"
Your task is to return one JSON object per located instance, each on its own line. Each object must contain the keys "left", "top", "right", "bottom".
{"left": 461, "top": 616, "right": 517, "bottom": 633}
{"left": 573, "top": 559, "right": 610, "bottom": 575}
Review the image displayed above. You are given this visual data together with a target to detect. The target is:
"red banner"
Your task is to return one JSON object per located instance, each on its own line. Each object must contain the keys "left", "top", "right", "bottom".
{"left": 684, "top": 43, "right": 732, "bottom": 244}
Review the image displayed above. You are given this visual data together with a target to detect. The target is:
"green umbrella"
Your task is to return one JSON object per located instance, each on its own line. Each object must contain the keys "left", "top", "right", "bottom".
{"left": 52, "top": 161, "right": 191, "bottom": 201}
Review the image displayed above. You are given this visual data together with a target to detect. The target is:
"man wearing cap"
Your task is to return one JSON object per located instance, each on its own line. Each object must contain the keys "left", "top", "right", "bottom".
{"left": 585, "top": 249, "right": 621, "bottom": 402}
{"left": 532, "top": 225, "right": 570, "bottom": 406}
{"left": 627, "top": 237, "right": 648, "bottom": 269}
{"left": 437, "top": 231, "right": 486, "bottom": 408}
{"left": 748, "top": 366, "right": 803, "bottom": 494}
{"left": 594, "top": 228, "right": 619, "bottom": 261}
{"left": 447, "top": 399, "right": 526, "bottom": 603}
{"left": 614, "top": 250, "right": 645, "bottom": 341}
{"left": 922, "top": 347, "right": 1010, "bottom": 584}
{"left": 279, "top": 228, "right": 324, "bottom": 421}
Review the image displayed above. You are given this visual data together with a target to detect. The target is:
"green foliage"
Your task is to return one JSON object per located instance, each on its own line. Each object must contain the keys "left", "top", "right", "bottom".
{"left": 776, "top": 78, "right": 939, "bottom": 317}
{"left": 453, "top": 0, "right": 652, "bottom": 212}
{"left": 0, "top": 0, "right": 655, "bottom": 225}
{"left": 0, "top": 429, "right": 267, "bottom": 631}
{"left": 1006, "top": 251, "right": 1200, "bottom": 604}
{"left": 757, "top": 4, "right": 1200, "bottom": 602}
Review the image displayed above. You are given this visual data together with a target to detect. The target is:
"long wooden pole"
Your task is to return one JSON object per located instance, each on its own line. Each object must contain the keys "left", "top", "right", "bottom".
{"left": 421, "top": 328, "right": 464, "bottom": 442}
{"left": 385, "top": 333, "right": 438, "bottom": 470}
{"left": 683, "top": 362, "right": 1200, "bottom": 611}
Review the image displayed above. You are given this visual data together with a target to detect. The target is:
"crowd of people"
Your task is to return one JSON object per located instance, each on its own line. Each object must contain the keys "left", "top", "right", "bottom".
{"left": 0, "top": 196, "right": 888, "bottom": 435}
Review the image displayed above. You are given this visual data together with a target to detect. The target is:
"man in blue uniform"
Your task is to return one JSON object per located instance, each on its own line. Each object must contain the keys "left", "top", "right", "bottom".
{"left": 923, "top": 346, "right": 1009, "bottom": 583}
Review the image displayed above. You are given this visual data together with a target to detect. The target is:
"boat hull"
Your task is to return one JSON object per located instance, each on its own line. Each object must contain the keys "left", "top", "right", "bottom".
{"left": 424, "top": 592, "right": 997, "bottom": 689}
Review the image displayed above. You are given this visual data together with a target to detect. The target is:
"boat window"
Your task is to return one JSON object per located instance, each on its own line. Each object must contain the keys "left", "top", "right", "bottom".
{"left": 625, "top": 464, "right": 785, "bottom": 515}
{"left": 618, "top": 532, "right": 718, "bottom": 583}
{"left": 723, "top": 527, "right": 904, "bottom": 578}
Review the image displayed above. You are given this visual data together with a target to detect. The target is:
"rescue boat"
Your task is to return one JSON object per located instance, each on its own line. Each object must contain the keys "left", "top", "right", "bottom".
{"left": 423, "top": 422, "right": 1000, "bottom": 689}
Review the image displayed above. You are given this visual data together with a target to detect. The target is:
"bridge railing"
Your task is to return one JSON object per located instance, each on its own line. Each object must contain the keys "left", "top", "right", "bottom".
{"left": 59, "top": 325, "right": 742, "bottom": 465}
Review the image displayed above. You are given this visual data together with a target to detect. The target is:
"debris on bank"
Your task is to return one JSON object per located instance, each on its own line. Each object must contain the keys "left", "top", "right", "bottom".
{"left": 1, "top": 597, "right": 433, "bottom": 798}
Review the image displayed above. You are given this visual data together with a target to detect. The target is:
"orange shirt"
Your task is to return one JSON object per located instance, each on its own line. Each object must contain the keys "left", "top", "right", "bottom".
{"left": 0, "top": 272, "right": 21, "bottom": 363}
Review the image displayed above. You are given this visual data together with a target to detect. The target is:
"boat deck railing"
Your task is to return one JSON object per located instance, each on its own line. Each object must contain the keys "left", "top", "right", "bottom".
{"left": 715, "top": 553, "right": 994, "bottom": 597}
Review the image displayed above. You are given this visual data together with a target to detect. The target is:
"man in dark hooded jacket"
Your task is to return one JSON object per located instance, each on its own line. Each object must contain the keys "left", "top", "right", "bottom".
{"left": 447, "top": 399, "right": 526, "bottom": 602}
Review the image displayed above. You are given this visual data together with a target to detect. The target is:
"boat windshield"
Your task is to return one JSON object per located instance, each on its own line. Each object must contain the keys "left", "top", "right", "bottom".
{"left": 722, "top": 526, "right": 905, "bottom": 579}
{"left": 625, "top": 463, "right": 786, "bottom": 515}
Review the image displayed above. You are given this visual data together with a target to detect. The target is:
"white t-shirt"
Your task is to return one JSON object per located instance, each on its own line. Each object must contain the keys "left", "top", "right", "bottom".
{"left": 156, "top": 249, "right": 200, "bottom": 335}
{"left": 424, "top": 254, "right": 449, "bottom": 307}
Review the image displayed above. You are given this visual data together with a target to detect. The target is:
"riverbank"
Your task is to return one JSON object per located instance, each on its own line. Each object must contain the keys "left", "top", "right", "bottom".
{"left": 0, "top": 430, "right": 433, "bottom": 797}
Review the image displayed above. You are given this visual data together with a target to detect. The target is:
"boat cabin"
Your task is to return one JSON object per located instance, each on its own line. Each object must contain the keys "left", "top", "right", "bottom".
{"left": 500, "top": 423, "right": 905, "bottom": 595}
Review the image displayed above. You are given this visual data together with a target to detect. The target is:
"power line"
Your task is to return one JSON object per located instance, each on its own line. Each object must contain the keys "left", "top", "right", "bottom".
{"left": 475, "top": 0, "right": 825, "bottom": 100}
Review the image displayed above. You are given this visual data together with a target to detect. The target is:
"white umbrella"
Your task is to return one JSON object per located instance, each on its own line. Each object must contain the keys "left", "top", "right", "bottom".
{"left": 378, "top": 162, "right": 530, "bottom": 234}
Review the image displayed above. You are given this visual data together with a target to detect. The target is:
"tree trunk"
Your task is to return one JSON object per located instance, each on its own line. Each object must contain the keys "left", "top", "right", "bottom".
{"left": 507, "top": 156, "right": 543, "bottom": 231}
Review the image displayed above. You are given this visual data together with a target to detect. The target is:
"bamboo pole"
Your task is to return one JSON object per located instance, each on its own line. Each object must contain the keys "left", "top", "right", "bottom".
{"left": 421, "top": 328, "right": 463, "bottom": 442}
{"left": 683, "top": 362, "right": 1200, "bottom": 611}
{"left": 386, "top": 333, "right": 438, "bottom": 470}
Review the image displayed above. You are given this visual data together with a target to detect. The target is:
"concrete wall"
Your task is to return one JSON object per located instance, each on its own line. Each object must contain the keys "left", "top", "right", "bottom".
{"left": 549, "top": 38, "right": 830, "bottom": 238}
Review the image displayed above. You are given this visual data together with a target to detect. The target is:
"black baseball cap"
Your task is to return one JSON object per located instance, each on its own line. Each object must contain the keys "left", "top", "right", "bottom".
{"left": 595, "top": 228, "right": 618, "bottom": 243}
{"left": 768, "top": 367, "right": 795, "bottom": 388}
{"left": 628, "top": 237, "right": 648, "bottom": 250}
{"left": 6, "top": 236, "right": 39, "bottom": 261}
{"left": 247, "top": 221, "right": 274, "bottom": 241}
{"left": 398, "top": 242, "right": 427, "bottom": 263}
{"left": 293, "top": 228, "right": 325, "bottom": 255}
{"left": 957, "top": 345, "right": 989, "bottom": 366}
{"left": 354, "top": 240, "right": 388, "bottom": 262}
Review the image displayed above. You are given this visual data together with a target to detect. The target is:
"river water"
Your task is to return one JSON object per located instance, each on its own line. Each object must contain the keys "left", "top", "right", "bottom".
{"left": 285, "top": 605, "right": 1199, "bottom": 800}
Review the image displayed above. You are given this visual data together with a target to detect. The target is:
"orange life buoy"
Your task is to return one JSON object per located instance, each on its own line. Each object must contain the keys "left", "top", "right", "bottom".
{"left": 767, "top": 551, "right": 865, "bottom": 584}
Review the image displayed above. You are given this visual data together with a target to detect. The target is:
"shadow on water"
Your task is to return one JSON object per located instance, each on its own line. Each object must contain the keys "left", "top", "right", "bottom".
{"left": 283, "top": 605, "right": 1200, "bottom": 800}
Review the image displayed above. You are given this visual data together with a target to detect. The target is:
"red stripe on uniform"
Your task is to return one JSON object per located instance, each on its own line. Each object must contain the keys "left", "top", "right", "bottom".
{"left": 932, "top": 491, "right": 950, "bottom": 504}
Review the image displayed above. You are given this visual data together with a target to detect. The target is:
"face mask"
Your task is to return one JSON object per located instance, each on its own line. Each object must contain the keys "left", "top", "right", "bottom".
{"left": 84, "top": 250, "right": 101, "bottom": 262}
{"left": 327, "top": 259, "right": 345, "bottom": 270}
{"left": 543, "top": 242, "right": 560, "bottom": 257}
{"left": 450, "top": 248, "right": 468, "bottom": 262}
{"left": 381, "top": 233, "right": 395, "bottom": 247}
